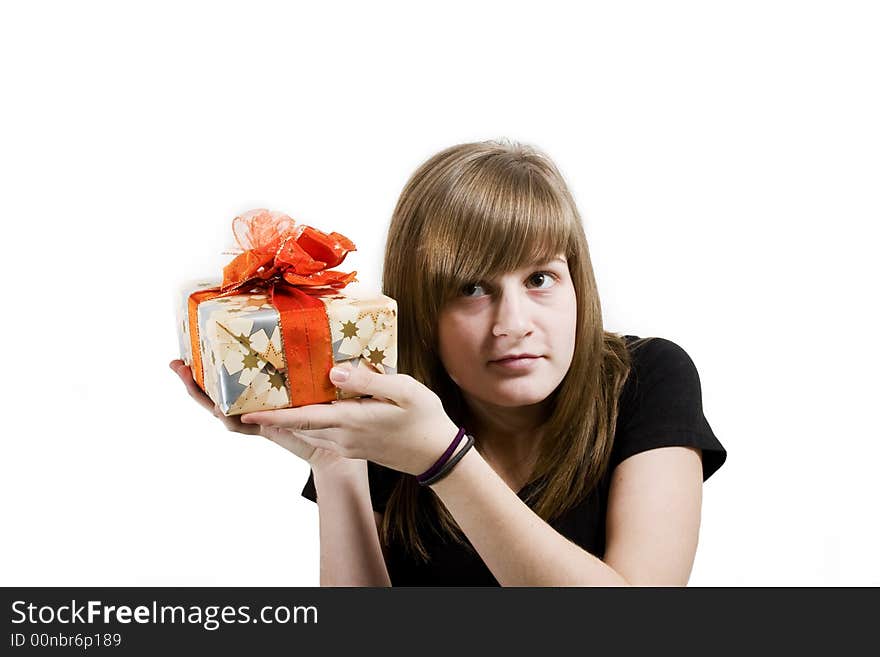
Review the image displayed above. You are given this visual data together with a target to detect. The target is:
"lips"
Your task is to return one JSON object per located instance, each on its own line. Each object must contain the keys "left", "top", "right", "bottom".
{"left": 490, "top": 354, "right": 542, "bottom": 363}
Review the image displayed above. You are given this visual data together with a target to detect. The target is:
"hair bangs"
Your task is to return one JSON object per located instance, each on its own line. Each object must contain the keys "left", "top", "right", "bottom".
{"left": 420, "top": 163, "right": 573, "bottom": 306}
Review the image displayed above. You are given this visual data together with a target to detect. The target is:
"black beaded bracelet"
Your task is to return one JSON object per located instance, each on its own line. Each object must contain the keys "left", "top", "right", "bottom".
{"left": 418, "top": 432, "right": 475, "bottom": 487}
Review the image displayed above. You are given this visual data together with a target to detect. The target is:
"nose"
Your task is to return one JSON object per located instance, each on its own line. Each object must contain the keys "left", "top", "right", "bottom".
{"left": 492, "top": 289, "right": 533, "bottom": 339}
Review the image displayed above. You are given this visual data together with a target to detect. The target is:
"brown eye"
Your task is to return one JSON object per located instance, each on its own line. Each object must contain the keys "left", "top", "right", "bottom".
{"left": 462, "top": 283, "right": 488, "bottom": 297}
{"left": 527, "top": 272, "right": 556, "bottom": 289}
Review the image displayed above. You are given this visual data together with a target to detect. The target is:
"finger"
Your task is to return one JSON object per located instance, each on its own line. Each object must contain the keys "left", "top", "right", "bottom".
{"left": 328, "top": 361, "right": 419, "bottom": 407}
{"left": 260, "top": 425, "right": 291, "bottom": 442}
{"left": 169, "top": 360, "right": 194, "bottom": 387}
{"left": 290, "top": 430, "right": 341, "bottom": 453}
{"left": 240, "top": 404, "right": 341, "bottom": 430}
{"left": 223, "top": 413, "right": 263, "bottom": 436}
{"left": 171, "top": 361, "right": 271, "bottom": 434}
{"left": 286, "top": 426, "right": 338, "bottom": 442}
{"left": 263, "top": 427, "right": 344, "bottom": 459}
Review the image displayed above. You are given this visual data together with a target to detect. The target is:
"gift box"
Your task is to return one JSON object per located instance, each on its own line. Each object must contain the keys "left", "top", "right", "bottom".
{"left": 176, "top": 209, "right": 397, "bottom": 416}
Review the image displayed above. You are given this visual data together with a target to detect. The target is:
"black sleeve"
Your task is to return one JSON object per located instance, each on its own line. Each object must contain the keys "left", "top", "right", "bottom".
{"left": 611, "top": 337, "right": 727, "bottom": 481}
{"left": 300, "top": 460, "right": 401, "bottom": 514}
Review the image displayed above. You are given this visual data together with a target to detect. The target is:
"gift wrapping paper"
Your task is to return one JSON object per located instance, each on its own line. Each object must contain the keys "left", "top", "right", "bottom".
{"left": 177, "top": 281, "right": 397, "bottom": 416}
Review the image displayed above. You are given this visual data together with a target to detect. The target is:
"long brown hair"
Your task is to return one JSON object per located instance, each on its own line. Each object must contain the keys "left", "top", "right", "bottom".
{"left": 380, "top": 139, "right": 649, "bottom": 562}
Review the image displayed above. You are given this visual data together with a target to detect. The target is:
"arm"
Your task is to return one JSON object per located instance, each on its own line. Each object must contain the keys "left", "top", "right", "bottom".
{"left": 428, "top": 440, "right": 703, "bottom": 586}
{"left": 313, "top": 460, "right": 392, "bottom": 587}
{"left": 602, "top": 446, "right": 703, "bottom": 585}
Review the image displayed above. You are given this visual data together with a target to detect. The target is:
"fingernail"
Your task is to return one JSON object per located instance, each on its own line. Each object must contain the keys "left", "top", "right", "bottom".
{"left": 240, "top": 415, "right": 253, "bottom": 423}
{"left": 329, "top": 366, "right": 350, "bottom": 383}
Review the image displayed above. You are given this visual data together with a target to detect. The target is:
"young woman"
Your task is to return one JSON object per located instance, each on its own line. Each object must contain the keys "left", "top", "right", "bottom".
{"left": 171, "top": 139, "right": 726, "bottom": 586}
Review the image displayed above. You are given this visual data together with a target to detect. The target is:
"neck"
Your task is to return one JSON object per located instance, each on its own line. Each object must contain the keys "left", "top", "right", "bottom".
{"left": 461, "top": 396, "right": 550, "bottom": 473}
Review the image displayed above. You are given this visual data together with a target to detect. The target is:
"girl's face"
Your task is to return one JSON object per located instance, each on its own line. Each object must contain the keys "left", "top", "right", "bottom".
{"left": 437, "top": 254, "right": 577, "bottom": 410}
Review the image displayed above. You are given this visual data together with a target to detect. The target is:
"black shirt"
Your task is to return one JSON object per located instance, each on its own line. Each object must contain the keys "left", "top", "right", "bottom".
{"left": 301, "top": 335, "right": 727, "bottom": 585}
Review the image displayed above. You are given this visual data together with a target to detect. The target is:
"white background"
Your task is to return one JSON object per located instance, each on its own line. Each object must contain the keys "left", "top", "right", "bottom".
{"left": 1, "top": 1, "right": 877, "bottom": 586}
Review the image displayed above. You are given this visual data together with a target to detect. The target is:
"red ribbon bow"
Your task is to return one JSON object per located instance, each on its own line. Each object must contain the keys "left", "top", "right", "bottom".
{"left": 221, "top": 208, "right": 358, "bottom": 293}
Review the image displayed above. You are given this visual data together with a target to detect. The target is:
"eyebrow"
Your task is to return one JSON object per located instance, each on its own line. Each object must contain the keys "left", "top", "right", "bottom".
{"left": 536, "top": 256, "right": 567, "bottom": 266}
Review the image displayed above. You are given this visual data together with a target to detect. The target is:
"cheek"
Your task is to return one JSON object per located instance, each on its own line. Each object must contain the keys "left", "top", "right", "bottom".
{"left": 549, "top": 293, "right": 578, "bottom": 360}
{"left": 437, "top": 315, "right": 484, "bottom": 378}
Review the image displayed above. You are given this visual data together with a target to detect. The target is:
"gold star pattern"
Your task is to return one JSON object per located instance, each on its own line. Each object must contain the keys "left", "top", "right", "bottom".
{"left": 367, "top": 347, "right": 386, "bottom": 367}
{"left": 242, "top": 352, "right": 261, "bottom": 370}
{"left": 260, "top": 340, "right": 286, "bottom": 371}
{"left": 216, "top": 321, "right": 284, "bottom": 376}
{"left": 226, "top": 380, "right": 288, "bottom": 415}
{"left": 340, "top": 320, "right": 359, "bottom": 339}
{"left": 359, "top": 310, "right": 380, "bottom": 326}
{"left": 267, "top": 369, "right": 286, "bottom": 391}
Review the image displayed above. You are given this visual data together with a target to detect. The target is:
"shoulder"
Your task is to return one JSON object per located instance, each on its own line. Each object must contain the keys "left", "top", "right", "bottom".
{"left": 623, "top": 335, "right": 698, "bottom": 387}
{"left": 617, "top": 335, "right": 705, "bottom": 413}
{"left": 613, "top": 334, "right": 727, "bottom": 481}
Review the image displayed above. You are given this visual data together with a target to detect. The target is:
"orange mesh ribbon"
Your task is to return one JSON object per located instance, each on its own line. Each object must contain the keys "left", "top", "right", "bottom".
{"left": 187, "top": 209, "right": 358, "bottom": 407}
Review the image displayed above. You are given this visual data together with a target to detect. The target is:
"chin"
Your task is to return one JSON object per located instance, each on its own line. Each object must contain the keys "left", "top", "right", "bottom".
{"left": 479, "top": 379, "right": 556, "bottom": 407}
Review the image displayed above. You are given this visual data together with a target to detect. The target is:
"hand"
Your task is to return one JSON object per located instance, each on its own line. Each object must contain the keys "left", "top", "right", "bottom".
{"left": 239, "top": 361, "right": 460, "bottom": 476}
{"left": 168, "top": 359, "right": 359, "bottom": 472}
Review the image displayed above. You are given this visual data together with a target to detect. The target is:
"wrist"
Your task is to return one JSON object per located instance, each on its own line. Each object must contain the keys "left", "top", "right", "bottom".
{"left": 427, "top": 442, "right": 481, "bottom": 493}
{"left": 416, "top": 420, "right": 476, "bottom": 486}
{"left": 414, "top": 417, "right": 462, "bottom": 476}
{"left": 312, "top": 458, "right": 367, "bottom": 481}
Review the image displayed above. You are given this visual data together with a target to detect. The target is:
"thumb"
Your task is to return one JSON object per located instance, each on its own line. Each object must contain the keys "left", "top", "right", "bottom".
{"left": 329, "top": 361, "right": 412, "bottom": 405}
{"left": 330, "top": 362, "right": 354, "bottom": 388}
